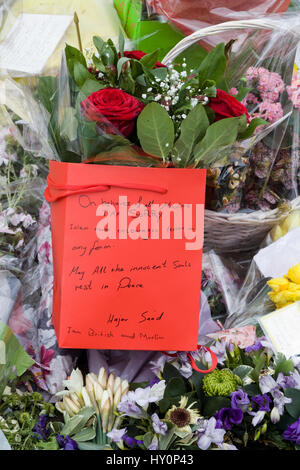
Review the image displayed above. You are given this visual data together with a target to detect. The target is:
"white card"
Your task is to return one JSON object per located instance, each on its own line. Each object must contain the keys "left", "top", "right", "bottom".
{"left": 0, "top": 13, "right": 73, "bottom": 76}
{"left": 254, "top": 227, "right": 300, "bottom": 279}
{"left": 259, "top": 302, "right": 300, "bottom": 358}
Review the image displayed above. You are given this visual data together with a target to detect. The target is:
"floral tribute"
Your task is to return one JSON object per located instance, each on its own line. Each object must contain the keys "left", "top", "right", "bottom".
{"left": 37, "top": 34, "right": 266, "bottom": 172}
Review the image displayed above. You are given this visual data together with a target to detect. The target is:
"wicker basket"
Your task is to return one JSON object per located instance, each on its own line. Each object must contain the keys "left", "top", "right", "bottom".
{"left": 162, "top": 19, "right": 300, "bottom": 254}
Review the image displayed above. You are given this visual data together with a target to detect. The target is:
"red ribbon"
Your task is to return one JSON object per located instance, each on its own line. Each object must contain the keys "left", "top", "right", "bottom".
{"left": 44, "top": 176, "right": 168, "bottom": 203}
{"left": 162, "top": 345, "right": 218, "bottom": 374}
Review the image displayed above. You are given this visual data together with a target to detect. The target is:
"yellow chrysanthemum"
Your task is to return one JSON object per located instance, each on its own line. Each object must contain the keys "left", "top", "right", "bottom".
{"left": 267, "top": 278, "right": 289, "bottom": 293}
{"left": 287, "top": 263, "right": 300, "bottom": 285}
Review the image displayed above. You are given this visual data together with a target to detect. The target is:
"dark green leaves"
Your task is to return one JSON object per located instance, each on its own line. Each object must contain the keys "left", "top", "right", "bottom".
{"left": 193, "top": 116, "right": 244, "bottom": 167}
{"left": 137, "top": 102, "right": 175, "bottom": 160}
{"left": 197, "top": 43, "right": 227, "bottom": 87}
{"left": 172, "top": 103, "right": 209, "bottom": 166}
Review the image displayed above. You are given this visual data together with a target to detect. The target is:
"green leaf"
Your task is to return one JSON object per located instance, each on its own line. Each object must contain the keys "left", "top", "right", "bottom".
{"left": 250, "top": 353, "right": 267, "bottom": 383}
{"left": 139, "top": 49, "right": 160, "bottom": 70}
{"left": 235, "top": 87, "right": 251, "bottom": 102}
{"left": 274, "top": 353, "right": 294, "bottom": 379}
{"left": 119, "top": 30, "right": 125, "bottom": 56}
{"left": 233, "top": 365, "right": 253, "bottom": 380}
{"left": 80, "top": 79, "right": 105, "bottom": 98}
{"left": 37, "top": 436, "right": 59, "bottom": 451}
{"left": 159, "top": 428, "right": 175, "bottom": 451}
{"left": 137, "top": 102, "right": 174, "bottom": 160}
{"left": 203, "top": 397, "right": 231, "bottom": 417}
{"left": 92, "top": 54, "right": 106, "bottom": 73}
{"left": 162, "top": 362, "right": 183, "bottom": 381}
{"left": 197, "top": 43, "right": 226, "bottom": 86}
{"left": 37, "top": 76, "right": 58, "bottom": 114}
{"left": 72, "top": 426, "right": 96, "bottom": 443}
{"left": 61, "top": 407, "right": 95, "bottom": 437}
{"left": 238, "top": 117, "right": 268, "bottom": 140}
{"left": 74, "top": 63, "right": 97, "bottom": 87}
{"left": 193, "top": 116, "right": 242, "bottom": 167}
{"left": 151, "top": 68, "right": 168, "bottom": 81}
{"left": 93, "top": 36, "right": 106, "bottom": 56}
{"left": 60, "top": 107, "right": 78, "bottom": 141}
{"left": 65, "top": 44, "right": 87, "bottom": 76}
{"left": 117, "top": 57, "right": 130, "bottom": 77}
{"left": 173, "top": 103, "right": 209, "bottom": 166}
{"left": 78, "top": 442, "right": 108, "bottom": 451}
{"left": 0, "top": 321, "right": 34, "bottom": 398}
{"left": 164, "top": 378, "right": 186, "bottom": 400}
{"left": 284, "top": 389, "right": 300, "bottom": 419}
{"left": 143, "top": 432, "right": 154, "bottom": 448}
{"left": 159, "top": 397, "right": 171, "bottom": 414}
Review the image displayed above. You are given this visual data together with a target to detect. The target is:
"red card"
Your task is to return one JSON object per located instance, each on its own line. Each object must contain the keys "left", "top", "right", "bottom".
{"left": 45, "top": 161, "right": 206, "bottom": 351}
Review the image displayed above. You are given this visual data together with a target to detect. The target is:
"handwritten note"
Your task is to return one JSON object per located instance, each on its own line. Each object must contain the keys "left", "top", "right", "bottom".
{"left": 259, "top": 302, "right": 300, "bottom": 358}
{"left": 0, "top": 14, "right": 73, "bottom": 76}
{"left": 48, "top": 162, "right": 206, "bottom": 351}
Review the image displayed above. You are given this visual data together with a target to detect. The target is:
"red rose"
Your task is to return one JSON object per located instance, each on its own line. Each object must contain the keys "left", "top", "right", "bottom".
{"left": 208, "top": 89, "right": 250, "bottom": 122}
{"left": 122, "top": 50, "right": 167, "bottom": 69}
{"left": 80, "top": 88, "right": 144, "bottom": 137}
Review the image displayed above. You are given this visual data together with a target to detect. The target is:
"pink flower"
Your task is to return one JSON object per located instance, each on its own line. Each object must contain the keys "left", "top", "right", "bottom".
{"left": 229, "top": 87, "right": 238, "bottom": 96}
{"left": 257, "top": 101, "right": 283, "bottom": 123}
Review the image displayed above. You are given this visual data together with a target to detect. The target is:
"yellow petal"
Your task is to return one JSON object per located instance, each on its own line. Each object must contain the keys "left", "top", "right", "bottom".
{"left": 288, "top": 263, "right": 300, "bottom": 284}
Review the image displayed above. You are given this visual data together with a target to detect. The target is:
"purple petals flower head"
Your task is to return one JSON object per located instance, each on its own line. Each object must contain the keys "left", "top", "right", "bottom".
{"left": 230, "top": 389, "right": 250, "bottom": 412}
{"left": 56, "top": 435, "right": 78, "bottom": 450}
{"left": 196, "top": 417, "right": 226, "bottom": 450}
{"left": 245, "top": 341, "right": 264, "bottom": 353}
{"left": 32, "top": 415, "right": 50, "bottom": 441}
{"left": 123, "top": 435, "right": 144, "bottom": 448}
{"left": 251, "top": 394, "right": 272, "bottom": 412}
{"left": 283, "top": 417, "right": 300, "bottom": 446}
{"left": 215, "top": 408, "right": 243, "bottom": 431}
{"left": 107, "top": 428, "right": 127, "bottom": 444}
{"left": 151, "top": 413, "right": 168, "bottom": 435}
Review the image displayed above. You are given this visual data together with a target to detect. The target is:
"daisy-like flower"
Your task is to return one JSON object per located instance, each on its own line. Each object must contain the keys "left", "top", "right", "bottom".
{"left": 165, "top": 396, "right": 200, "bottom": 438}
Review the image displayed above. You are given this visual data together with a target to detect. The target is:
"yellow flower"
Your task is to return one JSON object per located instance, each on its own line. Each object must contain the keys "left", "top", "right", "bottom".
{"left": 287, "top": 263, "right": 300, "bottom": 284}
{"left": 268, "top": 278, "right": 289, "bottom": 293}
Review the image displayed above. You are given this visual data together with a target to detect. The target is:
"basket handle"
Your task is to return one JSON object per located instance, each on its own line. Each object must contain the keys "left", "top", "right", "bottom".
{"left": 161, "top": 18, "right": 291, "bottom": 65}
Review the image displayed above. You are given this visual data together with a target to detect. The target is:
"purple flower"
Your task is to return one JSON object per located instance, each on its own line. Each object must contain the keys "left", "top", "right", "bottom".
{"left": 230, "top": 389, "right": 250, "bottom": 413}
{"left": 196, "top": 417, "right": 226, "bottom": 450}
{"left": 107, "top": 428, "right": 127, "bottom": 443}
{"left": 251, "top": 394, "right": 272, "bottom": 412}
{"left": 215, "top": 408, "right": 243, "bottom": 431}
{"left": 150, "top": 377, "right": 160, "bottom": 387}
{"left": 283, "top": 417, "right": 300, "bottom": 446}
{"left": 32, "top": 415, "right": 50, "bottom": 441}
{"left": 147, "top": 436, "right": 159, "bottom": 450}
{"left": 259, "top": 375, "right": 278, "bottom": 394}
{"left": 56, "top": 435, "right": 78, "bottom": 450}
{"left": 151, "top": 413, "right": 168, "bottom": 436}
{"left": 245, "top": 341, "right": 264, "bottom": 353}
{"left": 123, "top": 435, "right": 144, "bottom": 448}
{"left": 272, "top": 389, "right": 292, "bottom": 415}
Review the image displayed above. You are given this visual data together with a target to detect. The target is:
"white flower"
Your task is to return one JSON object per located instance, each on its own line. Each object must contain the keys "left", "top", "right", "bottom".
{"left": 57, "top": 368, "right": 84, "bottom": 397}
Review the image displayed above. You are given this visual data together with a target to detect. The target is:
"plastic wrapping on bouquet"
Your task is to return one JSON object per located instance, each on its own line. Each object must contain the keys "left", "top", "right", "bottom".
{"left": 45, "top": 161, "right": 207, "bottom": 351}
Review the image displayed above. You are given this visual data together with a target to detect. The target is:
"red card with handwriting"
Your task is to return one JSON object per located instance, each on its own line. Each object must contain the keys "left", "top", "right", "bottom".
{"left": 45, "top": 161, "right": 206, "bottom": 351}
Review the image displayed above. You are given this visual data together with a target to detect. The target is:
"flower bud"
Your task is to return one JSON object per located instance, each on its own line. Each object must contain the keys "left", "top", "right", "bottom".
{"left": 261, "top": 422, "right": 268, "bottom": 434}
{"left": 113, "top": 377, "right": 122, "bottom": 395}
{"left": 107, "top": 373, "right": 115, "bottom": 392}
{"left": 64, "top": 396, "right": 80, "bottom": 416}
{"left": 70, "top": 392, "right": 82, "bottom": 408}
{"left": 100, "top": 390, "right": 112, "bottom": 433}
{"left": 270, "top": 407, "right": 280, "bottom": 424}
{"left": 86, "top": 379, "right": 99, "bottom": 414}
{"left": 82, "top": 386, "right": 92, "bottom": 408}
{"left": 113, "top": 386, "right": 122, "bottom": 411}
{"left": 56, "top": 401, "right": 65, "bottom": 414}
{"left": 121, "top": 380, "right": 129, "bottom": 396}
{"left": 98, "top": 367, "right": 108, "bottom": 389}
{"left": 94, "top": 382, "right": 104, "bottom": 403}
